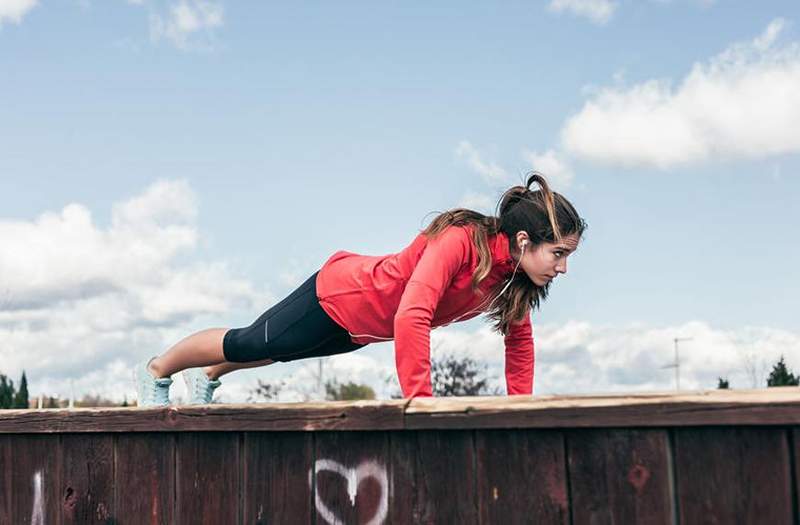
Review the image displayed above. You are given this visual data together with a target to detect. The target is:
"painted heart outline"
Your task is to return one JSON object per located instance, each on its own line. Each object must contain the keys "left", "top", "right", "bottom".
{"left": 308, "top": 458, "right": 389, "bottom": 525}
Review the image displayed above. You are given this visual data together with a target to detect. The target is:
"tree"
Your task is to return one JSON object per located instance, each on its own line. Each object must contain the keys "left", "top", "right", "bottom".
{"left": 717, "top": 377, "right": 730, "bottom": 389}
{"left": 13, "top": 371, "right": 29, "bottom": 408}
{"left": 767, "top": 355, "right": 800, "bottom": 387}
{"left": 324, "top": 379, "right": 376, "bottom": 401}
{"left": 249, "top": 379, "right": 284, "bottom": 402}
{"left": 0, "top": 374, "right": 15, "bottom": 409}
{"left": 431, "top": 353, "right": 501, "bottom": 397}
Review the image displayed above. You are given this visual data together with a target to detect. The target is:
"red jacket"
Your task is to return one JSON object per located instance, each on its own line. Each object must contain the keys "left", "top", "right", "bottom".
{"left": 316, "top": 223, "right": 534, "bottom": 398}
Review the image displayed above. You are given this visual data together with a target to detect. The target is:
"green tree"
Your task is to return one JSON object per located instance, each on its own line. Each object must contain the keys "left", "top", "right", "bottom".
{"left": 717, "top": 377, "right": 730, "bottom": 389}
{"left": 324, "top": 379, "right": 376, "bottom": 401}
{"left": 248, "top": 379, "right": 284, "bottom": 402}
{"left": 0, "top": 374, "right": 16, "bottom": 409}
{"left": 431, "top": 353, "right": 501, "bottom": 397}
{"left": 767, "top": 355, "right": 800, "bottom": 386}
{"left": 13, "top": 371, "right": 29, "bottom": 408}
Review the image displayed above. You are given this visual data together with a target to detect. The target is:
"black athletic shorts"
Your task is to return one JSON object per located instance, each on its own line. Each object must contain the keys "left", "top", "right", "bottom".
{"left": 222, "top": 270, "right": 367, "bottom": 363}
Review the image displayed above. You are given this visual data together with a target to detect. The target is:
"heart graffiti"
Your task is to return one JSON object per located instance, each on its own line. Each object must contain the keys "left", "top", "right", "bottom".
{"left": 309, "top": 458, "right": 389, "bottom": 525}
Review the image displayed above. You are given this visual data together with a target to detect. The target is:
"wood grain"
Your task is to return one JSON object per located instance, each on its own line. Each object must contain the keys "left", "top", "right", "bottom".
{"left": 242, "top": 431, "right": 313, "bottom": 525}
{"left": 566, "top": 428, "right": 672, "bottom": 525}
{"left": 673, "top": 426, "right": 793, "bottom": 525}
{"left": 61, "top": 433, "right": 115, "bottom": 524}
{"left": 0, "top": 435, "right": 11, "bottom": 524}
{"left": 175, "top": 432, "right": 240, "bottom": 525}
{"left": 114, "top": 433, "right": 175, "bottom": 525}
{"left": 476, "top": 429, "right": 569, "bottom": 525}
{"left": 391, "top": 430, "right": 478, "bottom": 524}
{"left": 8, "top": 434, "right": 62, "bottom": 525}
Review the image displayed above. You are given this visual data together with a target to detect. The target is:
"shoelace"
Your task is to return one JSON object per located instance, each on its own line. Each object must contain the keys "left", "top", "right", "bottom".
{"left": 189, "top": 375, "right": 218, "bottom": 404}
{"left": 149, "top": 378, "right": 171, "bottom": 405}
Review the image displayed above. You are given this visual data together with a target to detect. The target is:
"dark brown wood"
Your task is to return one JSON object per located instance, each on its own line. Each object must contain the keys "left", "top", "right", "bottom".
{"left": 476, "top": 429, "right": 569, "bottom": 525}
{"left": 175, "top": 432, "right": 240, "bottom": 525}
{"left": 391, "top": 429, "right": 478, "bottom": 524}
{"left": 114, "top": 433, "right": 175, "bottom": 524}
{"left": 793, "top": 427, "right": 800, "bottom": 524}
{"left": 0, "top": 401, "right": 407, "bottom": 433}
{"left": 242, "top": 431, "right": 313, "bottom": 524}
{"left": 0, "top": 435, "right": 11, "bottom": 524}
{"left": 566, "top": 429, "right": 672, "bottom": 525}
{"left": 674, "top": 426, "right": 793, "bottom": 525}
{"left": 313, "top": 431, "right": 390, "bottom": 525}
{"left": 61, "top": 433, "right": 115, "bottom": 524}
{"left": 8, "top": 434, "right": 62, "bottom": 525}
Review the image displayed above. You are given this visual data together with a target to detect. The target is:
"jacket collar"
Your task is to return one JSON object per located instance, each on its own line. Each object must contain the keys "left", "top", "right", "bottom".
{"left": 489, "top": 230, "right": 515, "bottom": 275}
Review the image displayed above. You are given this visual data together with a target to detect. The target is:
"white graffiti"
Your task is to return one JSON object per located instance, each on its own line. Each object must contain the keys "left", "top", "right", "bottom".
{"left": 309, "top": 458, "right": 388, "bottom": 525}
{"left": 31, "top": 470, "right": 44, "bottom": 525}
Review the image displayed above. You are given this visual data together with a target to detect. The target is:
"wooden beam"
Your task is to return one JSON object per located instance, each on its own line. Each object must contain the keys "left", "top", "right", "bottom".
{"left": 0, "top": 388, "right": 797, "bottom": 433}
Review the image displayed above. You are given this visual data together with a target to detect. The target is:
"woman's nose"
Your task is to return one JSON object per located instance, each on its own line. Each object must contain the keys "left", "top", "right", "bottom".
{"left": 556, "top": 259, "right": 568, "bottom": 274}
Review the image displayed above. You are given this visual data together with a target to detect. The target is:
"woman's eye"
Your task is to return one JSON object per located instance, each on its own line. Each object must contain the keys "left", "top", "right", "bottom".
{"left": 553, "top": 251, "right": 563, "bottom": 258}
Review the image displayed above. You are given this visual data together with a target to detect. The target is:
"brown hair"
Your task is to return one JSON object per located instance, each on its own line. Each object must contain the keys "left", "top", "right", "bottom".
{"left": 421, "top": 172, "right": 587, "bottom": 335}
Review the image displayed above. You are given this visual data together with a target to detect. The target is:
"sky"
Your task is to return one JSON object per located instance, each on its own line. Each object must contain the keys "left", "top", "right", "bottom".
{"left": 1, "top": 0, "right": 799, "bottom": 404}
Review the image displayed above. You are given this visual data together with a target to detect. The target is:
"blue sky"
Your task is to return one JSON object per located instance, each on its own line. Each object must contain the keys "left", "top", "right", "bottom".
{"left": 1, "top": 0, "right": 798, "bottom": 403}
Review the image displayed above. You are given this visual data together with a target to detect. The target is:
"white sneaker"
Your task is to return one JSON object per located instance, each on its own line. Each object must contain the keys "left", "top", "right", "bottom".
{"left": 182, "top": 367, "right": 221, "bottom": 404}
{"left": 134, "top": 358, "right": 173, "bottom": 407}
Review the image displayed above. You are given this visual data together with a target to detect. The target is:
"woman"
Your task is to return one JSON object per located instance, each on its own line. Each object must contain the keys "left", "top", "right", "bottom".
{"left": 134, "top": 173, "right": 586, "bottom": 405}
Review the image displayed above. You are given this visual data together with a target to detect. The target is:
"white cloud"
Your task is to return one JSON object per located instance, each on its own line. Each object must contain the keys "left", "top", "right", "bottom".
{"left": 457, "top": 190, "right": 495, "bottom": 214}
{"left": 0, "top": 179, "right": 270, "bottom": 403}
{"left": 521, "top": 148, "right": 575, "bottom": 190}
{"left": 455, "top": 140, "right": 509, "bottom": 184}
{"left": 0, "top": 0, "right": 38, "bottom": 25}
{"left": 547, "top": 0, "right": 617, "bottom": 25}
{"left": 561, "top": 18, "right": 800, "bottom": 168}
{"left": 149, "top": 0, "right": 223, "bottom": 51}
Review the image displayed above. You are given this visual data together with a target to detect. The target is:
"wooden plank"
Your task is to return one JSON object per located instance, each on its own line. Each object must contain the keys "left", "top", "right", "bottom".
{"left": 114, "top": 433, "right": 175, "bottom": 524}
{"left": 674, "top": 426, "right": 793, "bottom": 524}
{"left": 476, "top": 429, "right": 569, "bottom": 524}
{"left": 566, "top": 428, "right": 672, "bottom": 525}
{"left": 0, "top": 435, "right": 11, "bottom": 524}
{"left": 313, "top": 431, "right": 390, "bottom": 525}
{"left": 404, "top": 388, "right": 800, "bottom": 429}
{"left": 0, "top": 400, "right": 407, "bottom": 433}
{"left": 61, "top": 433, "right": 115, "bottom": 524}
{"left": 793, "top": 427, "right": 800, "bottom": 523}
{"left": 391, "top": 430, "right": 477, "bottom": 523}
{"left": 9, "top": 434, "right": 62, "bottom": 525}
{"left": 242, "top": 432, "right": 313, "bottom": 524}
{"left": 175, "top": 432, "right": 240, "bottom": 524}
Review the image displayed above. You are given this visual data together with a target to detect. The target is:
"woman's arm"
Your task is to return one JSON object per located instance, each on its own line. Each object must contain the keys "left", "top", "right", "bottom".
{"left": 504, "top": 315, "right": 534, "bottom": 395}
{"left": 394, "top": 226, "right": 470, "bottom": 398}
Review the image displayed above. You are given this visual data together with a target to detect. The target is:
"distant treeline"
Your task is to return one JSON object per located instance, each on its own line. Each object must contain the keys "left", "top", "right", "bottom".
{"left": 0, "top": 370, "right": 29, "bottom": 408}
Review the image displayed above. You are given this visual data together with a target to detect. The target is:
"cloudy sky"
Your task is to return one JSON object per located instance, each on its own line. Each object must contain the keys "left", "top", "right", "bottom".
{"left": 1, "top": 0, "right": 798, "bottom": 403}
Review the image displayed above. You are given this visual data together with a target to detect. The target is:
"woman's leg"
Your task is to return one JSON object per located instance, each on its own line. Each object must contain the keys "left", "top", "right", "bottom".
{"left": 148, "top": 328, "right": 230, "bottom": 378}
{"left": 203, "top": 358, "right": 275, "bottom": 381}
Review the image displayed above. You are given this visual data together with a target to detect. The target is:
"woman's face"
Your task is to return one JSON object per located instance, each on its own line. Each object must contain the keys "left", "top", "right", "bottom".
{"left": 513, "top": 232, "right": 580, "bottom": 286}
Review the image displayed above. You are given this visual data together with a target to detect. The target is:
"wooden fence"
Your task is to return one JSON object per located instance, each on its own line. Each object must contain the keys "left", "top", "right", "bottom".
{"left": 1, "top": 387, "right": 799, "bottom": 524}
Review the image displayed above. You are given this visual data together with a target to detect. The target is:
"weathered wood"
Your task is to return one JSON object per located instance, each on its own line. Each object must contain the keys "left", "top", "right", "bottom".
{"left": 242, "top": 432, "right": 313, "bottom": 524}
{"left": 1, "top": 389, "right": 800, "bottom": 433}
{"left": 793, "top": 427, "right": 800, "bottom": 523}
{"left": 61, "top": 433, "right": 115, "bottom": 524}
{"left": 0, "top": 400, "right": 408, "bottom": 433}
{"left": 175, "top": 432, "right": 240, "bottom": 525}
{"left": 404, "top": 388, "right": 800, "bottom": 429}
{"left": 566, "top": 429, "right": 672, "bottom": 525}
{"left": 0, "top": 435, "right": 11, "bottom": 524}
{"left": 8, "top": 434, "right": 62, "bottom": 525}
{"left": 114, "top": 433, "right": 175, "bottom": 524}
{"left": 476, "top": 429, "right": 569, "bottom": 524}
{"left": 674, "top": 426, "right": 793, "bottom": 524}
{"left": 313, "top": 431, "right": 390, "bottom": 525}
{"left": 391, "top": 430, "right": 478, "bottom": 523}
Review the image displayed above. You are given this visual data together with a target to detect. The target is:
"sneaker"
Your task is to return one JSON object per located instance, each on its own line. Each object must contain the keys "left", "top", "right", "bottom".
{"left": 134, "top": 357, "right": 173, "bottom": 407}
{"left": 182, "top": 367, "right": 221, "bottom": 405}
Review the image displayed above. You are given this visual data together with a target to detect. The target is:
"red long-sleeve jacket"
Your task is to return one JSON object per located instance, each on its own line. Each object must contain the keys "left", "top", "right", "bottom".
{"left": 316, "top": 223, "right": 534, "bottom": 398}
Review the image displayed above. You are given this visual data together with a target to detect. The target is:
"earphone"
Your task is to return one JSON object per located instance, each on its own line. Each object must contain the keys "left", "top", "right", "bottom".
{"left": 345, "top": 238, "right": 528, "bottom": 342}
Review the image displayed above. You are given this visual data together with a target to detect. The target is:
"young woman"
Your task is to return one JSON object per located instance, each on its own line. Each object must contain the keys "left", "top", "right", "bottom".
{"left": 134, "top": 173, "right": 586, "bottom": 405}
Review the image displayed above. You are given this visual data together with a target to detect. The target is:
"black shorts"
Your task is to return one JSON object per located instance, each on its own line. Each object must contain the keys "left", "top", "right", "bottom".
{"left": 222, "top": 270, "right": 367, "bottom": 363}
